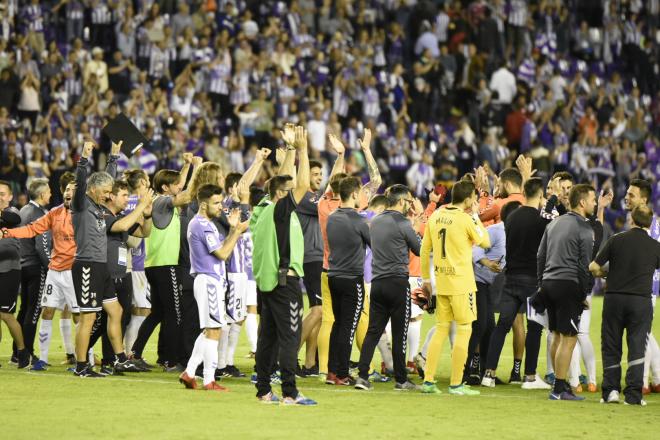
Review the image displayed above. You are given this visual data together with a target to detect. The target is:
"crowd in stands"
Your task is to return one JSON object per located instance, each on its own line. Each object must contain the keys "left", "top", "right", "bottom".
{"left": 0, "top": 0, "right": 659, "bottom": 226}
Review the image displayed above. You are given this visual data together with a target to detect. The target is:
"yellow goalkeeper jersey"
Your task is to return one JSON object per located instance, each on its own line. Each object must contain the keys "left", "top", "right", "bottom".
{"left": 421, "top": 206, "right": 490, "bottom": 295}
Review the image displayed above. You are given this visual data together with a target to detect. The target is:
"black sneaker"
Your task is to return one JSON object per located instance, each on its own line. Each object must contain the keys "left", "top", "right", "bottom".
{"left": 162, "top": 362, "right": 185, "bottom": 373}
{"left": 61, "top": 353, "right": 76, "bottom": 365}
{"left": 115, "top": 359, "right": 145, "bottom": 373}
{"left": 303, "top": 365, "right": 319, "bottom": 377}
{"left": 99, "top": 364, "right": 123, "bottom": 376}
{"left": 131, "top": 358, "right": 153, "bottom": 371}
{"left": 466, "top": 374, "right": 482, "bottom": 386}
{"left": 494, "top": 376, "right": 507, "bottom": 385}
{"left": 296, "top": 364, "right": 308, "bottom": 378}
{"left": 509, "top": 365, "right": 522, "bottom": 384}
{"left": 75, "top": 366, "right": 104, "bottom": 378}
{"left": 349, "top": 360, "right": 359, "bottom": 369}
{"left": 226, "top": 365, "right": 246, "bottom": 378}
{"left": 9, "top": 353, "right": 18, "bottom": 366}
{"left": 17, "top": 350, "right": 30, "bottom": 369}
{"left": 213, "top": 368, "right": 224, "bottom": 380}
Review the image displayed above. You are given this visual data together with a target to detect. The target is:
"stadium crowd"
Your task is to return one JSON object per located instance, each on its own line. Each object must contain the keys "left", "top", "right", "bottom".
{"left": 0, "top": 0, "right": 660, "bottom": 406}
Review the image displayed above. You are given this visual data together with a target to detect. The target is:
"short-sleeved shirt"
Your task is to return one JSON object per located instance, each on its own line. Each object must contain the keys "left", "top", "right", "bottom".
{"left": 370, "top": 210, "right": 421, "bottom": 281}
{"left": 123, "top": 195, "right": 146, "bottom": 271}
{"left": 296, "top": 190, "right": 324, "bottom": 263}
{"left": 594, "top": 228, "right": 660, "bottom": 297}
{"left": 105, "top": 210, "right": 139, "bottom": 279}
{"left": 187, "top": 214, "right": 225, "bottom": 280}
{"left": 422, "top": 206, "right": 490, "bottom": 295}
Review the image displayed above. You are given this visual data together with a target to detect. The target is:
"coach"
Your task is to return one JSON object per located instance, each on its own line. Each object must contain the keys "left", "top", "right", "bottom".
{"left": 590, "top": 206, "right": 660, "bottom": 406}
{"left": 537, "top": 184, "right": 596, "bottom": 401}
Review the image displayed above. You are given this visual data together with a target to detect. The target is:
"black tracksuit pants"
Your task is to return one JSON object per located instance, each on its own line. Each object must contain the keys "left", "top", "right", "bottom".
{"left": 485, "top": 274, "right": 537, "bottom": 371}
{"left": 358, "top": 277, "right": 410, "bottom": 384}
{"left": 179, "top": 268, "right": 199, "bottom": 365}
{"left": 328, "top": 276, "right": 365, "bottom": 378}
{"left": 601, "top": 293, "right": 653, "bottom": 405}
{"left": 466, "top": 281, "right": 496, "bottom": 373}
{"left": 14, "top": 265, "right": 46, "bottom": 357}
{"left": 132, "top": 266, "right": 182, "bottom": 365}
{"left": 255, "top": 276, "right": 303, "bottom": 399}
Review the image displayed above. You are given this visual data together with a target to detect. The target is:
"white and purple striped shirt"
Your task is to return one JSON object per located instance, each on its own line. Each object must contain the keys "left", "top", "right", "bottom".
{"left": 507, "top": 0, "right": 528, "bottom": 27}
{"left": 207, "top": 62, "right": 231, "bottom": 95}
{"left": 22, "top": 4, "right": 44, "bottom": 32}
{"left": 362, "top": 86, "right": 381, "bottom": 120}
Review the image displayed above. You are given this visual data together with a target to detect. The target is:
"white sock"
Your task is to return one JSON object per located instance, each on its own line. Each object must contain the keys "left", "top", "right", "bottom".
{"left": 546, "top": 332, "right": 555, "bottom": 375}
{"left": 217, "top": 328, "right": 229, "bottom": 370}
{"left": 568, "top": 344, "right": 581, "bottom": 388}
{"left": 60, "top": 318, "right": 74, "bottom": 354}
{"left": 226, "top": 323, "right": 242, "bottom": 366}
{"left": 124, "top": 315, "right": 145, "bottom": 355}
{"left": 407, "top": 320, "right": 422, "bottom": 363}
{"left": 203, "top": 336, "right": 219, "bottom": 385}
{"left": 377, "top": 333, "right": 393, "bottom": 371}
{"left": 185, "top": 333, "right": 205, "bottom": 377}
{"left": 38, "top": 319, "right": 53, "bottom": 363}
{"left": 245, "top": 313, "right": 258, "bottom": 353}
{"left": 449, "top": 321, "right": 456, "bottom": 349}
{"left": 421, "top": 326, "right": 436, "bottom": 358}
{"left": 88, "top": 348, "right": 94, "bottom": 366}
{"left": 578, "top": 333, "right": 596, "bottom": 384}
{"left": 385, "top": 321, "right": 392, "bottom": 345}
{"left": 649, "top": 333, "right": 660, "bottom": 385}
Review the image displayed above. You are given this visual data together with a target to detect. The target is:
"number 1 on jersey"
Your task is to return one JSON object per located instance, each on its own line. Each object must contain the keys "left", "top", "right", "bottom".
{"left": 439, "top": 228, "right": 447, "bottom": 259}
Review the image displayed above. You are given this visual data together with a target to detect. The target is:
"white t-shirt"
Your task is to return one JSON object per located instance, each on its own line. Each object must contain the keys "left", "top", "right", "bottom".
{"left": 489, "top": 68, "right": 517, "bottom": 105}
{"left": 307, "top": 119, "right": 327, "bottom": 153}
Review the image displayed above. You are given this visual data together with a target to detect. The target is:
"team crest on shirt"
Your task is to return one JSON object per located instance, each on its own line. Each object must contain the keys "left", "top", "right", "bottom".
{"left": 206, "top": 232, "right": 218, "bottom": 248}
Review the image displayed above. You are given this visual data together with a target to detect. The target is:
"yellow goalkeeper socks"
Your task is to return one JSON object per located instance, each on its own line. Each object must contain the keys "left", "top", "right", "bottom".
{"left": 450, "top": 323, "right": 473, "bottom": 386}
{"left": 423, "top": 321, "right": 451, "bottom": 383}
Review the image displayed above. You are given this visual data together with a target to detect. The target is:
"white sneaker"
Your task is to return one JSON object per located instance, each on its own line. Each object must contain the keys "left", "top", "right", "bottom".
{"left": 600, "top": 390, "right": 620, "bottom": 404}
{"left": 481, "top": 375, "right": 495, "bottom": 388}
{"left": 521, "top": 375, "right": 552, "bottom": 390}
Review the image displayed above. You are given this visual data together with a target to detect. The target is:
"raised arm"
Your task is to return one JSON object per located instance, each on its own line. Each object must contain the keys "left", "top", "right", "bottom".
{"left": 326, "top": 134, "right": 346, "bottom": 193}
{"left": 292, "top": 126, "right": 310, "bottom": 204}
{"left": 73, "top": 142, "right": 94, "bottom": 212}
{"left": 105, "top": 141, "right": 122, "bottom": 179}
{"left": 172, "top": 155, "right": 200, "bottom": 207}
{"left": 3, "top": 209, "right": 53, "bottom": 238}
{"left": 359, "top": 129, "right": 382, "bottom": 196}
{"left": 239, "top": 148, "right": 271, "bottom": 189}
{"left": 279, "top": 124, "right": 297, "bottom": 179}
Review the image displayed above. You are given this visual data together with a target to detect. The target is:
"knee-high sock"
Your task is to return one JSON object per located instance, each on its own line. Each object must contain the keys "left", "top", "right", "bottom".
{"left": 568, "top": 344, "right": 581, "bottom": 388}
{"left": 245, "top": 313, "right": 258, "bottom": 353}
{"left": 377, "top": 333, "right": 394, "bottom": 371}
{"left": 449, "top": 321, "right": 457, "bottom": 349}
{"left": 643, "top": 333, "right": 660, "bottom": 386}
{"left": 450, "top": 324, "right": 472, "bottom": 386}
{"left": 217, "top": 328, "right": 229, "bottom": 370}
{"left": 226, "top": 323, "right": 241, "bottom": 366}
{"left": 185, "top": 333, "right": 205, "bottom": 377}
{"left": 578, "top": 333, "right": 596, "bottom": 384}
{"left": 385, "top": 320, "right": 392, "bottom": 345}
{"left": 318, "top": 319, "right": 333, "bottom": 374}
{"left": 407, "top": 320, "right": 422, "bottom": 363}
{"left": 546, "top": 332, "right": 555, "bottom": 374}
{"left": 650, "top": 334, "right": 660, "bottom": 385}
{"left": 203, "top": 336, "right": 219, "bottom": 386}
{"left": 59, "top": 318, "right": 74, "bottom": 354}
{"left": 38, "top": 319, "right": 53, "bottom": 363}
{"left": 88, "top": 348, "right": 94, "bottom": 366}
{"left": 421, "top": 326, "right": 436, "bottom": 358}
{"left": 124, "top": 315, "right": 145, "bottom": 356}
{"left": 423, "top": 322, "right": 451, "bottom": 383}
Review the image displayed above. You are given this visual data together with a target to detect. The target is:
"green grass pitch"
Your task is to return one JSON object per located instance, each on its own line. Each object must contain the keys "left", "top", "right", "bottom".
{"left": 1, "top": 296, "right": 658, "bottom": 439}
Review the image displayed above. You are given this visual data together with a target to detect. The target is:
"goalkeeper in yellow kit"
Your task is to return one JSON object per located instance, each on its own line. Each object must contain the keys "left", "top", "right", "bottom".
{"left": 420, "top": 181, "right": 490, "bottom": 395}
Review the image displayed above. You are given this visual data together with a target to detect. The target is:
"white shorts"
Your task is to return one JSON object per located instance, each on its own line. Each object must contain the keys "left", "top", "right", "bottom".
{"left": 41, "top": 269, "right": 80, "bottom": 313}
{"left": 246, "top": 279, "right": 257, "bottom": 307}
{"left": 409, "top": 276, "right": 424, "bottom": 319}
{"left": 194, "top": 274, "right": 226, "bottom": 329}
{"left": 226, "top": 272, "right": 248, "bottom": 323}
{"left": 131, "top": 271, "right": 151, "bottom": 309}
